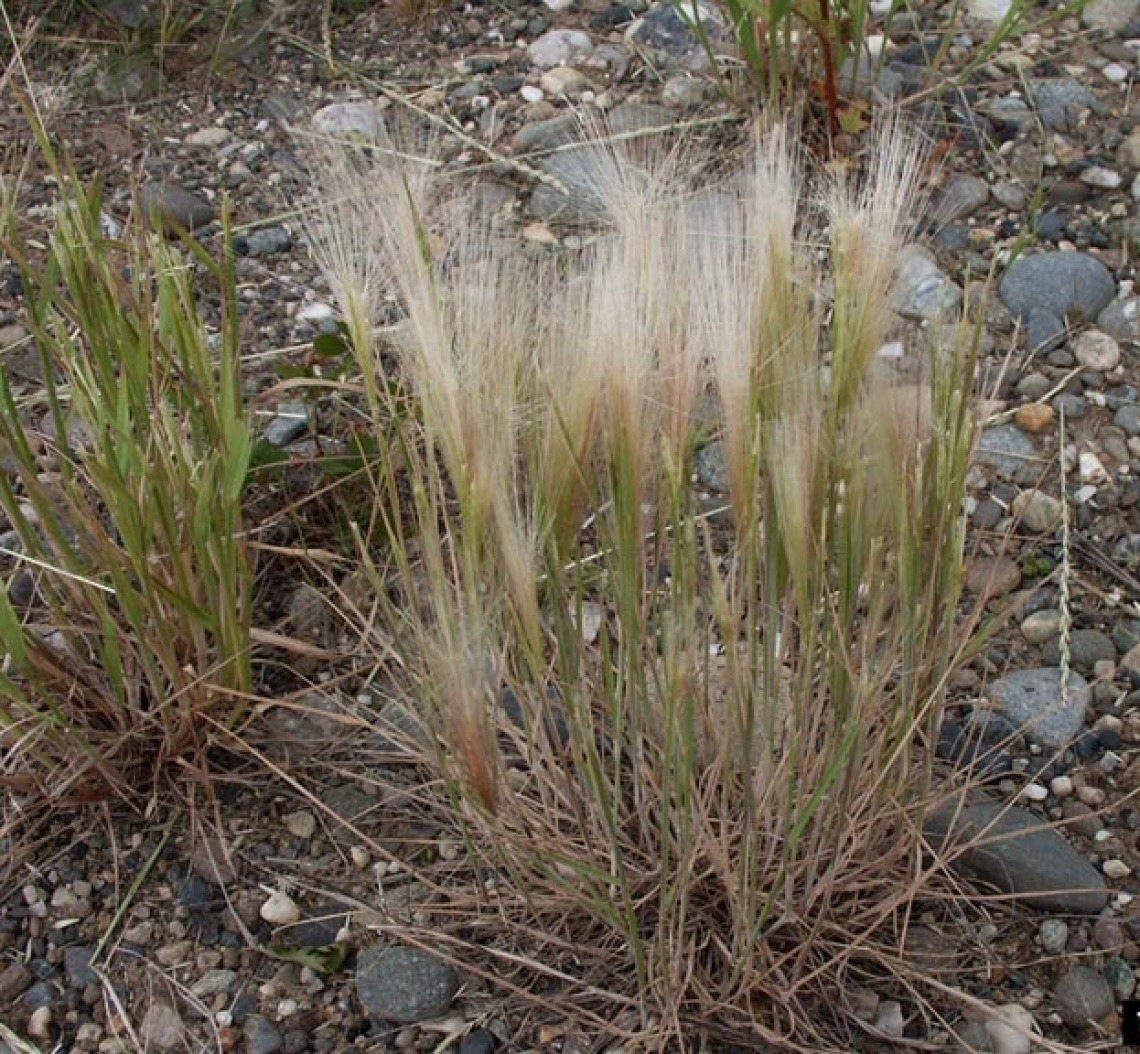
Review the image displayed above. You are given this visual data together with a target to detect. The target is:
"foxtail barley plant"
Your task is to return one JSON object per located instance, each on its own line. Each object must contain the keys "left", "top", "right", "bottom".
{"left": 304, "top": 115, "right": 978, "bottom": 1049}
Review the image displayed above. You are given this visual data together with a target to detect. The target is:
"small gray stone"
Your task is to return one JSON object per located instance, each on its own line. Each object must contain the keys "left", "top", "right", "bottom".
{"left": 1011, "top": 488, "right": 1063, "bottom": 533}
{"left": 1114, "top": 404, "right": 1140, "bottom": 435}
{"left": 627, "top": 0, "right": 727, "bottom": 72}
{"left": 974, "top": 424, "right": 1038, "bottom": 481}
{"left": 540, "top": 67, "right": 589, "bottom": 95}
{"left": 527, "top": 28, "right": 594, "bottom": 67}
{"left": 925, "top": 800, "right": 1108, "bottom": 914}
{"left": 139, "top": 183, "right": 215, "bottom": 233}
{"left": 185, "top": 126, "right": 233, "bottom": 150}
{"left": 987, "top": 667, "right": 1090, "bottom": 749}
{"left": 993, "top": 181, "right": 1028, "bottom": 211}
{"left": 312, "top": 101, "right": 387, "bottom": 142}
{"left": 140, "top": 1002, "right": 185, "bottom": 1051}
{"left": 1073, "top": 329, "right": 1122, "bottom": 372}
{"left": 695, "top": 441, "right": 727, "bottom": 492}
{"left": 356, "top": 946, "right": 460, "bottom": 1023}
{"left": 1042, "top": 628, "right": 1116, "bottom": 674}
{"left": 64, "top": 946, "right": 98, "bottom": 988}
{"left": 245, "top": 226, "right": 293, "bottom": 256}
{"left": 511, "top": 114, "right": 582, "bottom": 155}
{"left": 1039, "top": 918, "right": 1070, "bottom": 953}
{"left": 1082, "top": 0, "right": 1140, "bottom": 32}
{"left": 263, "top": 402, "right": 311, "bottom": 448}
{"left": 1099, "top": 296, "right": 1140, "bottom": 341}
{"left": 661, "top": 75, "right": 707, "bottom": 108}
{"left": 191, "top": 969, "right": 238, "bottom": 998}
{"left": 1105, "top": 956, "right": 1136, "bottom": 999}
{"left": 1053, "top": 966, "right": 1114, "bottom": 1025}
{"left": 895, "top": 245, "right": 962, "bottom": 321}
{"left": 935, "top": 173, "right": 990, "bottom": 223}
{"left": 1021, "top": 609, "right": 1063, "bottom": 645}
{"left": 1016, "top": 371, "right": 1053, "bottom": 401}
{"left": 954, "top": 1018, "right": 993, "bottom": 1052}
{"left": 1027, "top": 79, "right": 1106, "bottom": 133}
{"left": 323, "top": 784, "right": 380, "bottom": 845}
{"left": 1000, "top": 252, "right": 1116, "bottom": 353}
{"left": 244, "top": 1015, "right": 284, "bottom": 1054}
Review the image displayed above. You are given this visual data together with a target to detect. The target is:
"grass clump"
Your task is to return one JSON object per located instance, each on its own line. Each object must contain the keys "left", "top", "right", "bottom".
{"left": 0, "top": 169, "right": 253, "bottom": 804}
{"left": 304, "top": 115, "right": 980, "bottom": 1049}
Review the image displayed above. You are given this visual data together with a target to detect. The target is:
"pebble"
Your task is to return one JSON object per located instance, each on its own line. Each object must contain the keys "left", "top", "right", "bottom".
{"left": 936, "top": 173, "right": 990, "bottom": 222}
{"left": 139, "top": 183, "right": 215, "bottom": 233}
{"left": 1105, "top": 859, "right": 1132, "bottom": 879}
{"left": 140, "top": 1002, "right": 185, "bottom": 1050}
{"left": 986, "top": 1004, "right": 1036, "bottom": 1054}
{"left": 1082, "top": 0, "right": 1140, "bottom": 32}
{"left": 965, "top": 555, "right": 1022, "bottom": 597}
{"left": 460, "top": 1029, "right": 498, "bottom": 1054}
{"left": 925, "top": 800, "right": 1107, "bottom": 913}
{"left": 999, "top": 252, "right": 1115, "bottom": 352}
{"left": 356, "top": 946, "right": 461, "bottom": 1023}
{"left": 245, "top": 1015, "right": 285, "bottom": 1054}
{"left": 312, "top": 101, "right": 387, "bottom": 142}
{"left": 1120, "top": 127, "right": 1140, "bottom": 169}
{"left": 27, "top": 1005, "right": 52, "bottom": 1041}
{"left": 1011, "top": 488, "right": 1063, "bottom": 533}
{"left": 1105, "top": 956, "right": 1137, "bottom": 999}
{"left": 1014, "top": 402, "right": 1054, "bottom": 434}
{"left": 1080, "top": 165, "right": 1123, "bottom": 189}
{"left": 1039, "top": 918, "right": 1070, "bottom": 953}
{"left": 1021, "top": 609, "right": 1062, "bottom": 644}
{"left": 283, "top": 810, "right": 317, "bottom": 839}
{"left": 894, "top": 244, "right": 963, "bottom": 321}
{"left": 974, "top": 424, "right": 1037, "bottom": 481}
{"left": 191, "top": 969, "right": 238, "bottom": 998}
{"left": 527, "top": 29, "right": 594, "bottom": 67}
{"left": 1073, "top": 329, "right": 1122, "bottom": 372}
{"left": 243, "top": 226, "right": 293, "bottom": 256}
{"left": 1052, "top": 775, "right": 1075, "bottom": 797}
{"left": 539, "top": 67, "right": 589, "bottom": 95}
{"left": 1079, "top": 450, "right": 1111, "bottom": 484}
{"left": 1043, "top": 627, "right": 1116, "bottom": 674}
{"left": 261, "top": 890, "right": 302, "bottom": 926}
{"left": 185, "top": 126, "right": 233, "bottom": 149}
{"left": 1054, "top": 965, "right": 1114, "bottom": 1025}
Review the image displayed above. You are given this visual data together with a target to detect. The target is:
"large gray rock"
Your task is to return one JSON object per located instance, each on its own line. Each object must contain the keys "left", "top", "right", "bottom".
{"left": 356, "top": 946, "right": 460, "bottom": 1023}
{"left": 1027, "top": 79, "right": 1107, "bottom": 134}
{"left": 139, "top": 183, "right": 215, "bottom": 234}
{"left": 925, "top": 800, "right": 1108, "bottom": 914}
{"left": 987, "top": 667, "right": 1089, "bottom": 749}
{"left": 999, "top": 252, "right": 1115, "bottom": 353}
{"left": 973, "top": 424, "right": 1037, "bottom": 482}
{"left": 1053, "top": 966, "right": 1114, "bottom": 1025}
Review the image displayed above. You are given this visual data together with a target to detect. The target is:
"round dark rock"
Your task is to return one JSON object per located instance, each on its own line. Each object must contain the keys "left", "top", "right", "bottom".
{"left": 1042, "top": 628, "right": 1116, "bottom": 673}
{"left": 356, "top": 946, "right": 461, "bottom": 1024}
{"left": 460, "top": 1028, "right": 497, "bottom": 1054}
{"left": 63, "top": 946, "right": 98, "bottom": 989}
{"left": 139, "top": 183, "right": 215, "bottom": 233}
{"left": 244, "top": 1014, "right": 284, "bottom": 1054}
{"left": 1054, "top": 965, "right": 1114, "bottom": 1025}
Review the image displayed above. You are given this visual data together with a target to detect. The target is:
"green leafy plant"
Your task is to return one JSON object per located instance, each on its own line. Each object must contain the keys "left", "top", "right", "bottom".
{"left": 303, "top": 118, "right": 982, "bottom": 1048}
{"left": 0, "top": 164, "right": 253, "bottom": 803}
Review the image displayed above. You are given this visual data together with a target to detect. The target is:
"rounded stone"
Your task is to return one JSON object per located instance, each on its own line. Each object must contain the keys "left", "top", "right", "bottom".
{"left": 1054, "top": 966, "right": 1114, "bottom": 1026}
{"left": 1039, "top": 918, "right": 1070, "bottom": 953}
{"left": 1074, "top": 329, "right": 1122, "bottom": 372}
{"left": 356, "top": 946, "right": 461, "bottom": 1024}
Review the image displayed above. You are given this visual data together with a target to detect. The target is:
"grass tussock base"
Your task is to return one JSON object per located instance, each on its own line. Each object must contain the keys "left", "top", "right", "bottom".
{"left": 303, "top": 116, "right": 984, "bottom": 1051}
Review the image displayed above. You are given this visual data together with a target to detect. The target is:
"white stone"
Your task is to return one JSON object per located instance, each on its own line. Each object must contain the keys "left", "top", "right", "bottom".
{"left": 283, "top": 810, "right": 316, "bottom": 839}
{"left": 185, "top": 126, "right": 233, "bottom": 149}
{"left": 296, "top": 301, "right": 335, "bottom": 323}
{"left": 312, "top": 101, "right": 387, "bottom": 142}
{"left": 1021, "top": 609, "right": 1062, "bottom": 644}
{"left": 1104, "top": 858, "right": 1132, "bottom": 878}
{"left": 872, "top": 1001, "right": 905, "bottom": 1039}
{"left": 520, "top": 84, "right": 545, "bottom": 103}
{"left": 1079, "top": 450, "right": 1111, "bottom": 484}
{"left": 543, "top": 0, "right": 575, "bottom": 10}
{"left": 527, "top": 29, "right": 594, "bottom": 68}
{"left": 966, "top": 0, "right": 1013, "bottom": 19}
{"left": 1080, "top": 165, "right": 1123, "bottom": 189}
{"left": 27, "top": 1006, "right": 52, "bottom": 1041}
{"left": 1104, "top": 61, "right": 1131, "bottom": 83}
{"left": 260, "top": 889, "right": 301, "bottom": 926}
{"left": 1078, "top": 785, "right": 1107, "bottom": 806}
{"left": 539, "top": 66, "right": 589, "bottom": 95}
{"left": 1051, "top": 775, "right": 1074, "bottom": 797}
{"left": 1021, "top": 782, "right": 1049, "bottom": 801}
{"left": 985, "top": 1004, "right": 1036, "bottom": 1054}
{"left": 1073, "top": 329, "right": 1122, "bottom": 371}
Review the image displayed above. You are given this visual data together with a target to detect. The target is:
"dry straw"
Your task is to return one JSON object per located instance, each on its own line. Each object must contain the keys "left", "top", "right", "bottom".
{"left": 303, "top": 114, "right": 981, "bottom": 1050}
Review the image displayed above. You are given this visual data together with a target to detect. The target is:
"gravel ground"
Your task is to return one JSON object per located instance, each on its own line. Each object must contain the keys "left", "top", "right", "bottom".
{"left": 9, "top": 0, "right": 1140, "bottom": 1050}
